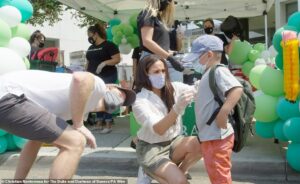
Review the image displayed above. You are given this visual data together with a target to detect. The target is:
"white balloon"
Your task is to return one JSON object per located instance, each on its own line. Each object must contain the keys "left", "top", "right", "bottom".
{"left": 0, "top": 47, "right": 26, "bottom": 75}
{"left": 253, "top": 90, "right": 264, "bottom": 97}
{"left": 268, "top": 45, "right": 278, "bottom": 58}
{"left": 260, "top": 50, "right": 270, "bottom": 60}
{"left": 0, "top": 6, "right": 22, "bottom": 27}
{"left": 8, "top": 37, "right": 31, "bottom": 57}
{"left": 119, "top": 43, "right": 132, "bottom": 54}
{"left": 255, "top": 58, "right": 266, "bottom": 66}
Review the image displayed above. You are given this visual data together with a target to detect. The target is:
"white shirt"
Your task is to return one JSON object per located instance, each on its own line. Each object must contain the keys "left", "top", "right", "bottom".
{"left": 195, "top": 66, "right": 242, "bottom": 141}
{"left": 132, "top": 82, "right": 194, "bottom": 143}
{"left": 0, "top": 70, "right": 106, "bottom": 120}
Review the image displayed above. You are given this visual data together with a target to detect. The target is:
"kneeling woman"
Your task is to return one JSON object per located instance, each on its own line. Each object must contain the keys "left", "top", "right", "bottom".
{"left": 132, "top": 54, "right": 202, "bottom": 184}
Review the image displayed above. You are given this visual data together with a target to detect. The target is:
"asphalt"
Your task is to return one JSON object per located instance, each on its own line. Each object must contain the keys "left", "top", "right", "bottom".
{"left": 0, "top": 115, "right": 300, "bottom": 183}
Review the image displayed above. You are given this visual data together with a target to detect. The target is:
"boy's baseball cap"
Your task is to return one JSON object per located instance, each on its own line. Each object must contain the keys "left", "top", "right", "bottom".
{"left": 182, "top": 35, "right": 224, "bottom": 62}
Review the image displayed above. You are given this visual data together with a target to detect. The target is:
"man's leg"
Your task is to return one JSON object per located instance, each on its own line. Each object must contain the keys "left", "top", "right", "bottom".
{"left": 50, "top": 126, "right": 86, "bottom": 179}
{"left": 14, "top": 140, "right": 43, "bottom": 179}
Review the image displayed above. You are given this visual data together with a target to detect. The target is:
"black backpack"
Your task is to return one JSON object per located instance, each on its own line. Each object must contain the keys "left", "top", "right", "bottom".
{"left": 207, "top": 65, "right": 255, "bottom": 152}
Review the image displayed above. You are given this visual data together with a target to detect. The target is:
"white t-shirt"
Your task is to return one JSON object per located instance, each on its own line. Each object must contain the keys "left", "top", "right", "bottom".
{"left": 195, "top": 66, "right": 242, "bottom": 142}
{"left": 0, "top": 70, "right": 106, "bottom": 120}
{"left": 132, "top": 82, "right": 194, "bottom": 144}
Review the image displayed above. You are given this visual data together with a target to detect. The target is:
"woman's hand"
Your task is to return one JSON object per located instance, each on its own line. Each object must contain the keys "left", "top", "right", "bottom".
{"left": 96, "top": 62, "right": 106, "bottom": 74}
{"left": 173, "top": 90, "right": 194, "bottom": 115}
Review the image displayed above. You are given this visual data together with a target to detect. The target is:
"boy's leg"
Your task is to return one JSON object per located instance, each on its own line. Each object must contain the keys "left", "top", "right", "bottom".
{"left": 201, "top": 134, "right": 234, "bottom": 184}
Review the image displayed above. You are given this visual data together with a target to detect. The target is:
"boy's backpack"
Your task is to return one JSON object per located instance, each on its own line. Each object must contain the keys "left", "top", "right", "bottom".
{"left": 207, "top": 64, "right": 255, "bottom": 152}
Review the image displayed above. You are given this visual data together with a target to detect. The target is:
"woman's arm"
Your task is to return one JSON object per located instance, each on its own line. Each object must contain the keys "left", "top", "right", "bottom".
{"left": 141, "top": 26, "right": 170, "bottom": 59}
{"left": 103, "top": 53, "right": 121, "bottom": 66}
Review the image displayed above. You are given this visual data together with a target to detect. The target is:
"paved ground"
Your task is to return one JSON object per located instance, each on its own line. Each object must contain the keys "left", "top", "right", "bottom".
{"left": 0, "top": 115, "right": 300, "bottom": 184}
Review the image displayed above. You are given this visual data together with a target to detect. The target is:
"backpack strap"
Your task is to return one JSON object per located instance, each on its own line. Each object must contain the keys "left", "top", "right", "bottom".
{"left": 206, "top": 64, "right": 224, "bottom": 126}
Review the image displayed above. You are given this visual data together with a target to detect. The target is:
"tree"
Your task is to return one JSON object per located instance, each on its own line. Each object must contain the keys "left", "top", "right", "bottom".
{"left": 28, "top": 0, "right": 102, "bottom": 27}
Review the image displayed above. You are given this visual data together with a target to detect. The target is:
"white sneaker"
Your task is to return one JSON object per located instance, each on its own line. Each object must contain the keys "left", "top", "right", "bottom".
{"left": 99, "top": 128, "right": 112, "bottom": 134}
{"left": 136, "top": 166, "right": 152, "bottom": 184}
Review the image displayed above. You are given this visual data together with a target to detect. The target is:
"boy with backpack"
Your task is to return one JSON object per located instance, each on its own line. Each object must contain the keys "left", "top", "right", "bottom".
{"left": 183, "top": 35, "right": 243, "bottom": 184}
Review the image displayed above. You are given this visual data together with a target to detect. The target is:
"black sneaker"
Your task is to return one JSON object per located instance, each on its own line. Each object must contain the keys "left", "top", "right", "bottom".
{"left": 130, "top": 140, "right": 136, "bottom": 149}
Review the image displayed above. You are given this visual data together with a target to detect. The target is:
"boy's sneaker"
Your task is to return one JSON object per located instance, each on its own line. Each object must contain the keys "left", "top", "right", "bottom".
{"left": 99, "top": 127, "right": 112, "bottom": 134}
{"left": 137, "top": 166, "right": 152, "bottom": 184}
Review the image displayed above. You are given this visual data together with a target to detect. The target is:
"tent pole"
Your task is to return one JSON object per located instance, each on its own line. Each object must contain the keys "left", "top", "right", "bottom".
{"left": 298, "top": 0, "right": 300, "bottom": 11}
{"left": 264, "top": 11, "right": 268, "bottom": 49}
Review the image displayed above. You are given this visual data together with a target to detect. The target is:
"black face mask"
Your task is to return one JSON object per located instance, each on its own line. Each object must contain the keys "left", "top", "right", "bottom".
{"left": 39, "top": 42, "right": 44, "bottom": 48}
{"left": 88, "top": 36, "right": 95, "bottom": 45}
{"left": 204, "top": 27, "right": 214, "bottom": 34}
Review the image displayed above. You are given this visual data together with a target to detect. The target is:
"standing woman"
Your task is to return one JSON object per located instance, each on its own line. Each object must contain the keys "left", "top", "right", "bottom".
{"left": 133, "top": 54, "right": 201, "bottom": 184}
{"left": 86, "top": 23, "right": 121, "bottom": 134}
{"left": 137, "top": 0, "right": 187, "bottom": 82}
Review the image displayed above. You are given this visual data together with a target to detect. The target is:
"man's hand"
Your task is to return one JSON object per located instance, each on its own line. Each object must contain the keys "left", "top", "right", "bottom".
{"left": 75, "top": 125, "right": 97, "bottom": 149}
{"left": 96, "top": 62, "right": 106, "bottom": 74}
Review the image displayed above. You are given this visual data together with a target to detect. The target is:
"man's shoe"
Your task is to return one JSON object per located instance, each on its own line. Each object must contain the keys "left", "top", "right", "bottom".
{"left": 100, "top": 128, "right": 112, "bottom": 134}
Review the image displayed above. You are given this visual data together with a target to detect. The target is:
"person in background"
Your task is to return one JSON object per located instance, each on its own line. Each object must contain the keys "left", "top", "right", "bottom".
{"left": 86, "top": 23, "right": 121, "bottom": 134}
{"left": 137, "top": 0, "right": 190, "bottom": 82}
{"left": 28, "top": 30, "right": 46, "bottom": 60}
{"left": 0, "top": 70, "right": 136, "bottom": 180}
{"left": 203, "top": 18, "right": 215, "bottom": 35}
{"left": 183, "top": 35, "right": 243, "bottom": 184}
{"left": 133, "top": 54, "right": 201, "bottom": 184}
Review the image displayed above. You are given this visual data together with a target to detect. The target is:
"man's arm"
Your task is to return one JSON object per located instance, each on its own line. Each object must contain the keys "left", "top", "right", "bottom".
{"left": 69, "top": 72, "right": 95, "bottom": 128}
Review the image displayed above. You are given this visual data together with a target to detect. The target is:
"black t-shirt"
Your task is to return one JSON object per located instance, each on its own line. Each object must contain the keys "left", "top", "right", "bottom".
{"left": 137, "top": 10, "right": 170, "bottom": 53}
{"left": 86, "top": 41, "right": 119, "bottom": 77}
{"left": 169, "top": 28, "right": 177, "bottom": 51}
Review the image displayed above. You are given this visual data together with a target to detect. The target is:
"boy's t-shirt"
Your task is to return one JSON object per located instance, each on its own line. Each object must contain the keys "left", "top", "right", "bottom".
{"left": 195, "top": 66, "right": 242, "bottom": 142}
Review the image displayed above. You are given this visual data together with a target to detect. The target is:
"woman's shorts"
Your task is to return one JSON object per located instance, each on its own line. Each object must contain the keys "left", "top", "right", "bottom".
{"left": 136, "top": 135, "right": 184, "bottom": 176}
{"left": 0, "top": 93, "right": 68, "bottom": 143}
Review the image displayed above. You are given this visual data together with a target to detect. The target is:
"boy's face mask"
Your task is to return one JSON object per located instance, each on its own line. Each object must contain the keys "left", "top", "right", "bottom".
{"left": 103, "top": 89, "right": 125, "bottom": 113}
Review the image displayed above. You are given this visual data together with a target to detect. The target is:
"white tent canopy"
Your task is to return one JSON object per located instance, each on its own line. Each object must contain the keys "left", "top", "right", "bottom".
{"left": 58, "top": 0, "right": 275, "bottom": 22}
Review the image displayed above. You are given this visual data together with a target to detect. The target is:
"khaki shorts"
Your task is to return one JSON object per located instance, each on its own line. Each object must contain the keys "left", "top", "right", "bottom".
{"left": 0, "top": 94, "right": 68, "bottom": 143}
{"left": 136, "top": 135, "right": 184, "bottom": 176}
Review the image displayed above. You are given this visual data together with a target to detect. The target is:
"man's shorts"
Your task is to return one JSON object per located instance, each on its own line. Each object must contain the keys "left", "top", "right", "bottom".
{"left": 0, "top": 94, "right": 68, "bottom": 143}
{"left": 136, "top": 135, "right": 184, "bottom": 176}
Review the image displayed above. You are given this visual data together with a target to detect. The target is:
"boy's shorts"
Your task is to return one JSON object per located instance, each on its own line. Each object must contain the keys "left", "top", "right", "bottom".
{"left": 136, "top": 135, "right": 184, "bottom": 177}
{"left": 0, "top": 93, "right": 68, "bottom": 143}
{"left": 201, "top": 134, "right": 234, "bottom": 184}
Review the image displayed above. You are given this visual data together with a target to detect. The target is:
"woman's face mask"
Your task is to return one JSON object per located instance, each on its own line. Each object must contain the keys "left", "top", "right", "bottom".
{"left": 204, "top": 27, "right": 214, "bottom": 34}
{"left": 148, "top": 73, "right": 166, "bottom": 89}
{"left": 88, "top": 36, "right": 96, "bottom": 45}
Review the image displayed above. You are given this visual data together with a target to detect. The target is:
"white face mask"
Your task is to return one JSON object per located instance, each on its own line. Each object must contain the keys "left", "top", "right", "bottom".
{"left": 149, "top": 73, "right": 166, "bottom": 89}
{"left": 193, "top": 62, "right": 207, "bottom": 74}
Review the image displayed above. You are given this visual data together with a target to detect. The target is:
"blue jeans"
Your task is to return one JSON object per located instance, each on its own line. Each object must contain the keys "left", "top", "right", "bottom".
{"left": 97, "top": 72, "right": 118, "bottom": 122}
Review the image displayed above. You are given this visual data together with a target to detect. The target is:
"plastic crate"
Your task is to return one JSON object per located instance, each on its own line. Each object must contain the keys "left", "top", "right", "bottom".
{"left": 30, "top": 60, "right": 58, "bottom": 72}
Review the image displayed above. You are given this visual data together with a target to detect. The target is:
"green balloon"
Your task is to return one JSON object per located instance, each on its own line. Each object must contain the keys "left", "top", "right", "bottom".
{"left": 248, "top": 49, "right": 260, "bottom": 62}
{"left": 275, "top": 52, "right": 283, "bottom": 70}
{"left": 129, "top": 13, "right": 138, "bottom": 33}
{"left": 111, "top": 25, "right": 121, "bottom": 36}
{"left": 254, "top": 93, "right": 279, "bottom": 122}
{"left": 253, "top": 43, "right": 265, "bottom": 52}
{"left": 11, "top": 23, "right": 31, "bottom": 40}
{"left": 12, "top": 135, "right": 27, "bottom": 149}
{"left": 241, "top": 61, "right": 254, "bottom": 77}
{"left": 106, "top": 27, "right": 113, "bottom": 41}
{"left": 287, "top": 12, "right": 300, "bottom": 32}
{"left": 108, "top": 18, "right": 121, "bottom": 27}
{"left": 259, "top": 66, "right": 284, "bottom": 97}
{"left": 0, "top": 129, "right": 7, "bottom": 136}
{"left": 4, "top": 0, "right": 33, "bottom": 22}
{"left": 274, "top": 120, "right": 289, "bottom": 141}
{"left": 255, "top": 120, "right": 276, "bottom": 139}
{"left": 127, "top": 34, "right": 139, "bottom": 48}
{"left": 0, "top": 18, "right": 12, "bottom": 47}
{"left": 0, "top": 136, "right": 8, "bottom": 154}
{"left": 113, "top": 35, "right": 122, "bottom": 45}
{"left": 249, "top": 65, "right": 267, "bottom": 89}
{"left": 5, "top": 134, "right": 18, "bottom": 151}
{"left": 273, "top": 26, "right": 298, "bottom": 53}
{"left": 229, "top": 40, "right": 252, "bottom": 65}
{"left": 287, "top": 143, "right": 300, "bottom": 172}
{"left": 122, "top": 24, "right": 134, "bottom": 36}
{"left": 283, "top": 117, "right": 300, "bottom": 143}
{"left": 276, "top": 98, "right": 300, "bottom": 121}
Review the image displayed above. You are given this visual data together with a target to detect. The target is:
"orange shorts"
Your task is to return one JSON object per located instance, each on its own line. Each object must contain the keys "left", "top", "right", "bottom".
{"left": 200, "top": 134, "right": 234, "bottom": 184}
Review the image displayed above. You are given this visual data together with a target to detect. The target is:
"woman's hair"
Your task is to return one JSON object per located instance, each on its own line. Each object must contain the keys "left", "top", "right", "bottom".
{"left": 204, "top": 18, "right": 214, "bottom": 27}
{"left": 88, "top": 23, "right": 107, "bottom": 40}
{"left": 135, "top": 54, "right": 175, "bottom": 111}
{"left": 144, "top": 0, "right": 175, "bottom": 28}
{"left": 29, "top": 30, "right": 46, "bottom": 44}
